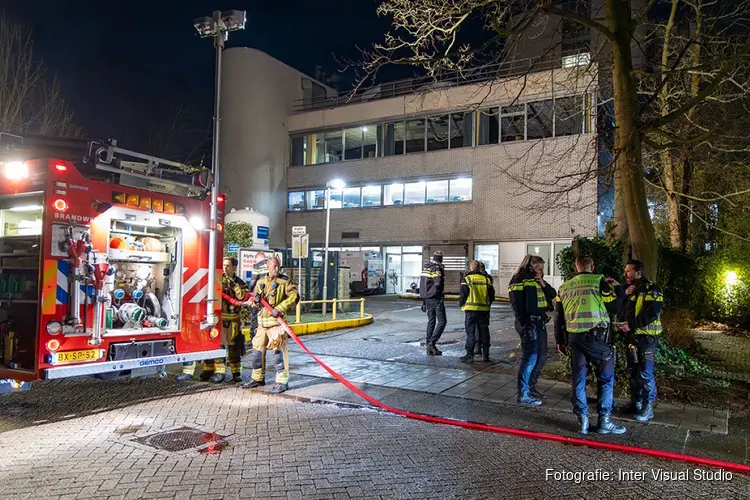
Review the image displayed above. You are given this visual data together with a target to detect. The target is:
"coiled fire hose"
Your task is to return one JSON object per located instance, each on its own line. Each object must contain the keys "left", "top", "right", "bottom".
{"left": 222, "top": 291, "right": 750, "bottom": 475}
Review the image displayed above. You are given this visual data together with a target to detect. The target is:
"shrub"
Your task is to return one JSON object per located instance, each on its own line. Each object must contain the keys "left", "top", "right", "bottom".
{"left": 692, "top": 250, "right": 750, "bottom": 328}
{"left": 556, "top": 236, "right": 625, "bottom": 282}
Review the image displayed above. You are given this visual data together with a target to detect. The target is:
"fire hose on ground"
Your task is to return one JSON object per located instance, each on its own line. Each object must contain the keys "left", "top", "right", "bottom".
{"left": 222, "top": 291, "right": 750, "bottom": 475}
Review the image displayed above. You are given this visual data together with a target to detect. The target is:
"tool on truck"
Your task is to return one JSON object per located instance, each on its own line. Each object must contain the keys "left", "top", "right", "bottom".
{"left": 0, "top": 133, "right": 225, "bottom": 392}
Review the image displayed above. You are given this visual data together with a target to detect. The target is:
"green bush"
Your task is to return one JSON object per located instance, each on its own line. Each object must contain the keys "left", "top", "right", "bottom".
{"left": 556, "top": 236, "right": 625, "bottom": 281}
{"left": 692, "top": 249, "right": 750, "bottom": 328}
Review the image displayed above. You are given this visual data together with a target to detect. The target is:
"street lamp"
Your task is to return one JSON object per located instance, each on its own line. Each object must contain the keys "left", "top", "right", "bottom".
{"left": 322, "top": 178, "right": 346, "bottom": 317}
{"left": 193, "top": 9, "right": 246, "bottom": 329}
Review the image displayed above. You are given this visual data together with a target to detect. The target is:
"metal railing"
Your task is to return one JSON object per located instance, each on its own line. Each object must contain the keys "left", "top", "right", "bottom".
{"left": 295, "top": 298, "right": 366, "bottom": 324}
{"left": 292, "top": 51, "right": 591, "bottom": 113}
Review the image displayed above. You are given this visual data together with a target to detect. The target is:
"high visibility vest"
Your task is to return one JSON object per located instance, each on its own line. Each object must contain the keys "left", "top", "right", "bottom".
{"left": 632, "top": 280, "right": 663, "bottom": 336}
{"left": 558, "top": 273, "right": 609, "bottom": 333}
{"left": 508, "top": 278, "right": 548, "bottom": 311}
{"left": 462, "top": 273, "right": 491, "bottom": 312}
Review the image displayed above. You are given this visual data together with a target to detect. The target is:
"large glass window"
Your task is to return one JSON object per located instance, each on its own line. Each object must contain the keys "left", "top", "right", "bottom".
{"left": 314, "top": 133, "right": 326, "bottom": 164}
{"left": 426, "top": 180, "right": 449, "bottom": 203}
{"left": 553, "top": 242, "right": 571, "bottom": 276}
{"left": 361, "top": 185, "right": 382, "bottom": 207}
{"left": 478, "top": 107, "right": 500, "bottom": 145}
{"left": 384, "top": 183, "right": 404, "bottom": 206}
{"left": 291, "top": 136, "right": 306, "bottom": 166}
{"left": 342, "top": 187, "right": 361, "bottom": 208}
{"left": 449, "top": 178, "right": 472, "bottom": 201}
{"left": 306, "top": 190, "right": 326, "bottom": 210}
{"left": 344, "top": 127, "right": 363, "bottom": 160}
{"left": 288, "top": 192, "right": 305, "bottom": 211}
{"left": 526, "top": 243, "right": 552, "bottom": 276}
{"left": 404, "top": 182, "right": 426, "bottom": 205}
{"left": 426, "top": 115, "right": 449, "bottom": 152}
{"left": 363, "top": 125, "right": 379, "bottom": 158}
{"left": 555, "top": 96, "right": 583, "bottom": 136}
{"left": 324, "top": 130, "right": 343, "bottom": 163}
{"left": 527, "top": 100, "right": 554, "bottom": 139}
{"left": 329, "top": 189, "right": 343, "bottom": 209}
{"left": 384, "top": 121, "right": 405, "bottom": 156}
{"left": 501, "top": 104, "right": 525, "bottom": 142}
{"left": 474, "top": 244, "right": 499, "bottom": 276}
{"left": 450, "top": 112, "right": 471, "bottom": 149}
{"left": 405, "top": 119, "right": 425, "bottom": 153}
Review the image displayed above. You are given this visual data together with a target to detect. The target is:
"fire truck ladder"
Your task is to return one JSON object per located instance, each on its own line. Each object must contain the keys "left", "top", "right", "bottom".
{"left": 89, "top": 139, "right": 210, "bottom": 199}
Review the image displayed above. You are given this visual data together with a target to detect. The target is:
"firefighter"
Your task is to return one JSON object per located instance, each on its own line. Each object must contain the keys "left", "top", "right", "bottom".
{"left": 509, "top": 255, "right": 556, "bottom": 405}
{"left": 247, "top": 255, "right": 270, "bottom": 342}
{"left": 176, "top": 257, "right": 249, "bottom": 383}
{"left": 473, "top": 261, "right": 493, "bottom": 356}
{"left": 555, "top": 256, "right": 625, "bottom": 434}
{"left": 419, "top": 251, "right": 446, "bottom": 356}
{"left": 242, "top": 256, "right": 299, "bottom": 394}
{"left": 616, "top": 259, "right": 663, "bottom": 423}
{"left": 459, "top": 260, "right": 495, "bottom": 363}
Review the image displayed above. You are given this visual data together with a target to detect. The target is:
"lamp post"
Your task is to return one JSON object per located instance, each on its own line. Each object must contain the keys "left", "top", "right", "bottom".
{"left": 322, "top": 179, "right": 345, "bottom": 317}
{"left": 193, "top": 9, "right": 246, "bottom": 328}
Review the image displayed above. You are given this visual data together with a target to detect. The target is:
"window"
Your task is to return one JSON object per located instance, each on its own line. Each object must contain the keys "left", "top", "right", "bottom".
{"left": 449, "top": 178, "right": 472, "bottom": 201}
{"left": 363, "top": 125, "right": 379, "bottom": 158}
{"left": 342, "top": 187, "right": 361, "bottom": 208}
{"left": 501, "top": 104, "right": 525, "bottom": 142}
{"left": 384, "top": 121, "right": 405, "bottom": 156}
{"left": 527, "top": 100, "right": 553, "bottom": 139}
{"left": 553, "top": 242, "right": 570, "bottom": 276}
{"left": 288, "top": 192, "right": 305, "bottom": 211}
{"left": 324, "top": 130, "right": 343, "bottom": 163}
{"left": 405, "top": 119, "right": 425, "bottom": 153}
{"left": 426, "top": 180, "right": 449, "bottom": 203}
{"left": 344, "top": 127, "right": 363, "bottom": 160}
{"left": 426, "top": 115, "right": 449, "bottom": 151}
{"left": 329, "top": 189, "right": 343, "bottom": 209}
{"left": 314, "top": 133, "right": 326, "bottom": 164}
{"left": 450, "top": 112, "right": 471, "bottom": 149}
{"left": 291, "top": 136, "right": 306, "bottom": 166}
{"left": 361, "top": 185, "right": 382, "bottom": 207}
{"left": 526, "top": 243, "right": 552, "bottom": 276}
{"left": 384, "top": 183, "right": 404, "bottom": 206}
{"left": 306, "top": 190, "right": 326, "bottom": 210}
{"left": 555, "top": 97, "right": 583, "bottom": 136}
{"left": 478, "top": 107, "right": 500, "bottom": 145}
{"left": 404, "top": 182, "right": 426, "bottom": 205}
{"left": 474, "top": 244, "right": 499, "bottom": 275}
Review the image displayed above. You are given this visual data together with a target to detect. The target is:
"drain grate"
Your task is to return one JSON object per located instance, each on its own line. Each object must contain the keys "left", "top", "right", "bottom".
{"left": 133, "top": 426, "right": 226, "bottom": 453}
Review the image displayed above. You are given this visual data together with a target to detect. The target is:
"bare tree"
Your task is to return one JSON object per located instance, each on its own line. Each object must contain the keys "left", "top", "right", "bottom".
{"left": 145, "top": 101, "right": 210, "bottom": 165}
{"left": 348, "top": 0, "right": 750, "bottom": 276}
{"left": 0, "top": 14, "right": 80, "bottom": 136}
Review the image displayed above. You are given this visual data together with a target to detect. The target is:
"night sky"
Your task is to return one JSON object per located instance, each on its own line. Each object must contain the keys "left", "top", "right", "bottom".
{"left": 4, "top": 0, "right": 394, "bottom": 153}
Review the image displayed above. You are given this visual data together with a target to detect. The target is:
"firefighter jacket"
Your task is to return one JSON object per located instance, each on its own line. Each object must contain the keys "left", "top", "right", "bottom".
{"left": 619, "top": 279, "right": 663, "bottom": 336}
{"left": 253, "top": 274, "right": 299, "bottom": 328}
{"left": 419, "top": 260, "right": 445, "bottom": 300}
{"left": 554, "top": 272, "right": 623, "bottom": 345}
{"left": 222, "top": 273, "right": 250, "bottom": 321}
{"left": 459, "top": 270, "right": 495, "bottom": 312}
{"left": 509, "top": 271, "right": 556, "bottom": 332}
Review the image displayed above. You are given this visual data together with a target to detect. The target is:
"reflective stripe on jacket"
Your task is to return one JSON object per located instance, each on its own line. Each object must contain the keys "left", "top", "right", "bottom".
{"left": 557, "top": 273, "right": 610, "bottom": 333}
{"left": 461, "top": 272, "right": 493, "bottom": 312}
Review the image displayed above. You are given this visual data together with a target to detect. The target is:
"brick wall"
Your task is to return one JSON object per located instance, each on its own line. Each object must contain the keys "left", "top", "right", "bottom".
{"left": 286, "top": 134, "right": 597, "bottom": 246}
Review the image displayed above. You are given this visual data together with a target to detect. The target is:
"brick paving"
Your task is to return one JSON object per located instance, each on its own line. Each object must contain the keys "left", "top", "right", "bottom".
{"left": 1, "top": 385, "right": 747, "bottom": 500}
{"left": 286, "top": 351, "right": 730, "bottom": 434}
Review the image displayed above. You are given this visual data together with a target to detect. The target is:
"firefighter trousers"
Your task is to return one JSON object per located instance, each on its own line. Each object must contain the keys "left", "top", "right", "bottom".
{"left": 181, "top": 319, "right": 244, "bottom": 377}
{"left": 250, "top": 325, "right": 289, "bottom": 385}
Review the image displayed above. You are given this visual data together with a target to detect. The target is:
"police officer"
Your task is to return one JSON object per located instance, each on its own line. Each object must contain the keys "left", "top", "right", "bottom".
{"left": 473, "top": 261, "right": 494, "bottom": 357}
{"left": 459, "top": 260, "right": 495, "bottom": 363}
{"left": 555, "top": 256, "right": 625, "bottom": 434}
{"left": 509, "top": 255, "right": 556, "bottom": 405}
{"left": 242, "top": 257, "right": 299, "bottom": 394}
{"left": 419, "top": 251, "right": 446, "bottom": 356}
{"left": 616, "top": 260, "right": 663, "bottom": 423}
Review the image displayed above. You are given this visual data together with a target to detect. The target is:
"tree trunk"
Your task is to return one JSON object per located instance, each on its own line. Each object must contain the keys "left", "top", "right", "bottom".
{"left": 680, "top": 155, "right": 694, "bottom": 253}
{"left": 607, "top": 0, "right": 658, "bottom": 277}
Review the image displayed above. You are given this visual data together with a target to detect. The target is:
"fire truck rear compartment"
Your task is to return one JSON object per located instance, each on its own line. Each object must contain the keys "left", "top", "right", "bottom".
{"left": 0, "top": 194, "right": 42, "bottom": 373}
{"left": 108, "top": 339, "right": 175, "bottom": 360}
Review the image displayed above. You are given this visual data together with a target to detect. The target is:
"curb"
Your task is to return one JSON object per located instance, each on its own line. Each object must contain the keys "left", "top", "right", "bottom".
{"left": 242, "top": 316, "right": 373, "bottom": 338}
{"left": 397, "top": 293, "right": 510, "bottom": 303}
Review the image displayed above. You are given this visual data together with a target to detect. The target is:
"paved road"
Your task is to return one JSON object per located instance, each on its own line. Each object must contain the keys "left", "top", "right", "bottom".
{"left": 1, "top": 383, "right": 747, "bottom": 499}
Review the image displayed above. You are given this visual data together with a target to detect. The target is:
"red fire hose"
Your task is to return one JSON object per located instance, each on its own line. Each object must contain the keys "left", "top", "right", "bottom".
{"left": 223, "top": 292, "right": 750, "bottom": 475}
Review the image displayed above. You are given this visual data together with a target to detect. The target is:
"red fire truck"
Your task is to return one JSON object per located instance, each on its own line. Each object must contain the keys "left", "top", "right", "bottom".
{"left": 0, "top": 134, "right": 225, "bottom": 392}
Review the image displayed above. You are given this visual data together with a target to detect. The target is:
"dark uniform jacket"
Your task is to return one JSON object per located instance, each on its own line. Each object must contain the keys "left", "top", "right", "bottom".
{"left": 509, "top": 271, "right": 556, "bottom": 334}
{"left": 419, "top": 260, "right": 445, "bottom": 300}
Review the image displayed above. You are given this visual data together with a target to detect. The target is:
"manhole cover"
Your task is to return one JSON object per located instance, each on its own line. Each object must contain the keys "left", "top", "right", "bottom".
{"left": 133, "top": 426, "right": 227, "bottom": 453}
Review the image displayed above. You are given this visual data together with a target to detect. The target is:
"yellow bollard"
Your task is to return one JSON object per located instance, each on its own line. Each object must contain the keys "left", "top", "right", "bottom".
{"left": 296, "top": 302, "right": 301, "bottom": 324}
{"left": 332, "top": 299, "right": 337, "bottom": 320}
{"left": 360, "top": 298, "right": 365, "bottom": 318}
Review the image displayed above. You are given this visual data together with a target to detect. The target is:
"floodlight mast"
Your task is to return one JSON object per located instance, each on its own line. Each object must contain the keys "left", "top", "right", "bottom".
{"left": 194, "top": 9, "right": 246, "bottom": 329}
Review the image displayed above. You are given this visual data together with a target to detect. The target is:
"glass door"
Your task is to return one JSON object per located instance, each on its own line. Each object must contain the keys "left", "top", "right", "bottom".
{"left": 385, "top": 247, "right": 402, "bottom": 294}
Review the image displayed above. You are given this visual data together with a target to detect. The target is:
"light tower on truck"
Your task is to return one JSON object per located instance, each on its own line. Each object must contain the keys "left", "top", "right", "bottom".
{"left": 193, "top": 9, "right": 246, "bottom": 328}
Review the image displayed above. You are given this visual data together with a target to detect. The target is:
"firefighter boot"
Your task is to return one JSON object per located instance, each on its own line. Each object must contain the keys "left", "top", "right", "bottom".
{"left": 241, "top": 379, "right": 265, "bottom": 389}
{"left": 175, "top": 373, "right": 193, "bottom": 382}
{"left": 209, "top": 372, "right": 224, "bottom": 384}
{"left": 199, "top": 371, "right": 214, "bottom": 382}
{"left": 459, "top": 350, "right": 474, "bottom": 364}
{"left": 577, "top": 413, "right": 589, "bottom": 435}
{"left": 596, "top": 414, "right": 627, "bottom": 435}
{"left": 270, "top": 383, "right": 288, "bottom": 394}
{"left": 426, "top": 344, "right": 442, "bottom": 356}
{"left": 635, "top": 403, "right": 654, "bottom": 423}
